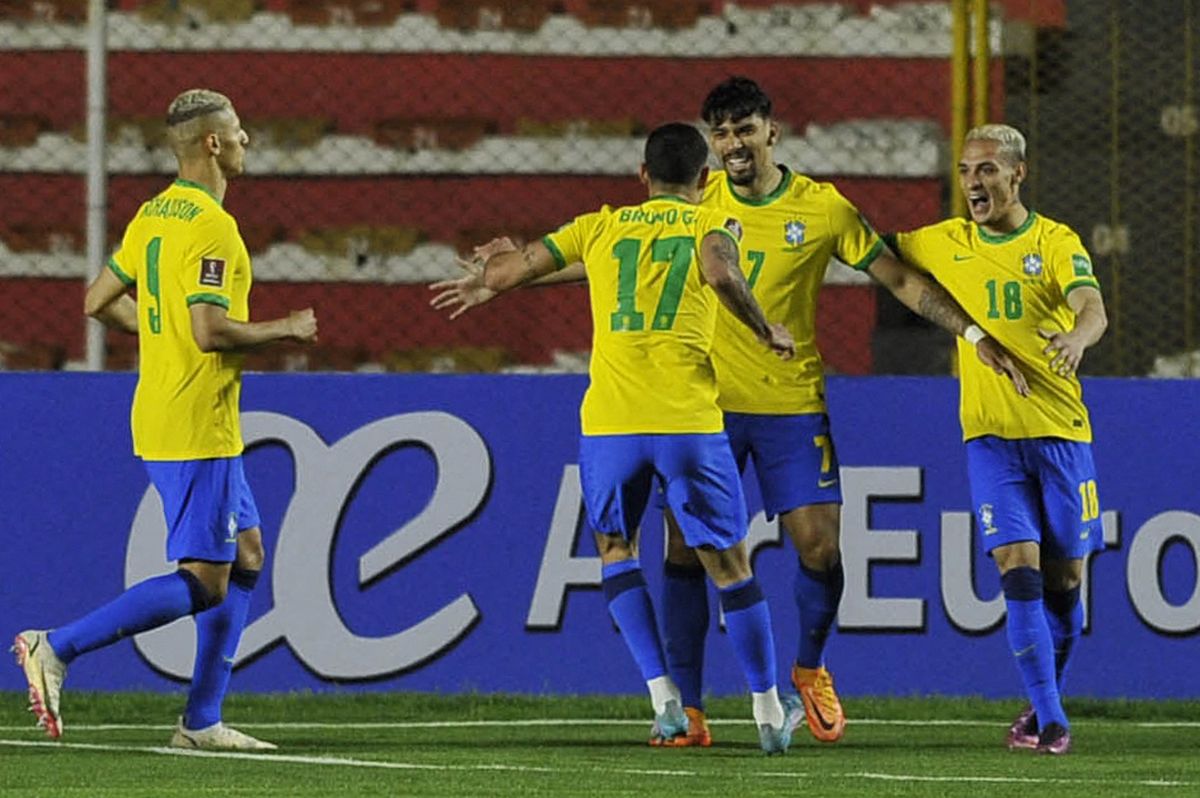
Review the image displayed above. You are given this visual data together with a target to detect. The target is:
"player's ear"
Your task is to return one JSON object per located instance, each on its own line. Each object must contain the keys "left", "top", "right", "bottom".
{"left": 695, "top": 165, "right": 709, "bottom": 192}
{"left": 766, "top": 124, "right": 779, "bottom": 146}
{"left": 1012, "top": 160, "right": 1027, "bottom": 188}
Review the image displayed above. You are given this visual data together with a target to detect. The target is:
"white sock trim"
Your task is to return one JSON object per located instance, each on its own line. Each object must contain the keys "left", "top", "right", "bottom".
{"left": 647, "top": 675, "right": 681, "bottom": 716}
{"left": 752, "top": 686, "right": 784, "bottom": 728}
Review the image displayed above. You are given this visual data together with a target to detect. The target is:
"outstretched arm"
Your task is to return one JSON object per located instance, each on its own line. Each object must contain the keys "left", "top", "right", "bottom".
{"left": 430, "top": 237, "right": 586, "bottom": 320}
{"left": 483, "top": 239, "right": 561, "bottom": 293}
{"left": 698, "top": 230, "right": 794, "bottom": 359}
{"left": 84, "top": 268, "right": 139, "bottom": 334}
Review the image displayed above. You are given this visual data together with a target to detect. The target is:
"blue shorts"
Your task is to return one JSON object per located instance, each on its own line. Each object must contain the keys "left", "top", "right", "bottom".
{"left": 966, "top": 436, "right": 1104, "bottom": 560}
{"left": 144, "top": 456, "right": 262, "bottom": 563}
{"left": 579, "top": 433, "right": 747, "bottom": 552}
{"left": 724, "top": 411, "right": 842, "bottom": 518}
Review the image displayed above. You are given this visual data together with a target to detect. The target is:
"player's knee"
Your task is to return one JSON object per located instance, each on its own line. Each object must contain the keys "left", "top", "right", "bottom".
{"left": 1042, "top": 559, "right": 1084, "bottom": 592}
{"left": 236, "top": 530, "right": 266, "bottom": 571}
{"left": 665, "top": 535, "right": 700, "bottom": 566}
{"left": 783, "top": 507, "right": 841, "bottom": 569}
{"left": 594, "top": 531, "right": 634, "bottom": 562}
{"left": 790, "top": 526, "right": 840, "bottom": 570}
{"left": 176, "top": 568, "right": 226, "bottom": 613}
{"left": 230, "top": 566, "right": 261, "bottom": 593}
{"left": 1000, "top": 566, "right": 1043, "bottom": 601}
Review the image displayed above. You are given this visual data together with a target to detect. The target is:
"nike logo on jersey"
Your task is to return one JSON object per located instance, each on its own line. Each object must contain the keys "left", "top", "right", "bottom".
{"left": 818, "top": 478, "right": 838, "bottom": 488}
{"left": 953, "top": 254, "right": 973, "bottom": 261}
{"left": 1013, "top": 644, "right": 1037, "bottom": 658}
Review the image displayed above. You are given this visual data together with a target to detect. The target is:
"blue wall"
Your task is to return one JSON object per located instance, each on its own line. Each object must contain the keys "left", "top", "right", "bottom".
{"left": 1, "top": 373, "right": 1196, "bottom": 697}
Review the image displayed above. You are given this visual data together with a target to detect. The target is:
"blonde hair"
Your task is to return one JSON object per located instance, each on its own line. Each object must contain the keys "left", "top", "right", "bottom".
{"left": 166, "top": 89, "right": 233, "bottom": 127}
{"left": 165, "top": 89, "right": 236, "bottom": 159}
{"left": 965, "top": 123, "right": 1026, "bottom": 165}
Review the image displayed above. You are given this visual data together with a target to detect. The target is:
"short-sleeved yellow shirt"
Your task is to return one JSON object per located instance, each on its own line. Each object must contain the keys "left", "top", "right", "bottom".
{"left": 543, "top": 195, "right": 740, "bottom": 435}
{"left": 702, "top": 168, "right": 883, "bottom": 415}
{"left": 108, "top": 179, "right": 251, "bottom": 460}
{"left": 890, "top": 212, "right": 1100, "bottom": 442}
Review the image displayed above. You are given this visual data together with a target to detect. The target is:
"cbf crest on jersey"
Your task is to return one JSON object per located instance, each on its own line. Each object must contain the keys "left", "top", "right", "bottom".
{"left": 978, "top": 503, "right": 999, "bottom": 535}
{"left": 784, "top": 220, "right": 806, "bottom": 247}
{"left": 1021, "top": 253, "right": 1043, "bottom": 277}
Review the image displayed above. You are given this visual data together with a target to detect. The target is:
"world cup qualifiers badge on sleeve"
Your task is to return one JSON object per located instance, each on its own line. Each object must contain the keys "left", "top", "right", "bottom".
{"left": 199, "top": 257, "right": 226, "bottom": 287}
{"left": 724, "top": 217, "right": 743, "bottom": 241}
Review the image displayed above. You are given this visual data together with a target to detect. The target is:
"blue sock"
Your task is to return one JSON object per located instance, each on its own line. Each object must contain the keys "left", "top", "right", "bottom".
{"left": 718, "top": 577, "right": 777, "bottom": 693}
{"left": 1002, "top": 567, "right": 1067, "bottom": 730}
{"left": 661, "top": 561, "right": 709, "bottom": 710}
{"left": 602, "top": 560, "right": 668, "bottom": 682}
{"left": 1043, "top": 586, "right": 1082, "bottom": 691}
{"left": 184, "top": 568, "right": 259, "bottom": 730}
{"left": 48, "top": 571, "right": 211, "bottom": 664}
{"left": 793, "top": 559, "right": 844, "bottom": 669}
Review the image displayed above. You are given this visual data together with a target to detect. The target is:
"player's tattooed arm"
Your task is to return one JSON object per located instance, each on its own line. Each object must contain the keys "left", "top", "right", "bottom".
{"left": 700, "top": 230, "right": 794, "bottom": 359}
{"left": 872, "top": 247, "right": 1029, "bottom": 396}
{"left": 869, "top": 250, "right": 974, "bottom": 335}
{"left": 483, "top": 239, "right": 559, "bottom": 293}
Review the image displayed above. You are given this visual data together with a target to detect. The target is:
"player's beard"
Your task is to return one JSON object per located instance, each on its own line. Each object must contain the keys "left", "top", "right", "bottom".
{"left": 724, "top": 153, "right": 757, "bottom": 186}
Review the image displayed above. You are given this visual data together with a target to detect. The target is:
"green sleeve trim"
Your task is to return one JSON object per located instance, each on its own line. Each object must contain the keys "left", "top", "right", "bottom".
{"left": 1063, "top": 278, "right": 1100, "bottom": 296}
{"left": 848, "top": 237, "right": 885, "bottom": 271}
{"left": 880, "top": 232, "right": 900, "bottom": 253}
{"left": 541, "top": 235, "right": 568, "bottom": 271}
{"left": 107, "top": 257, "right": 135, "bottom": 286}
{"left": 186, "top": 292, "right": 231, "bottom": 309}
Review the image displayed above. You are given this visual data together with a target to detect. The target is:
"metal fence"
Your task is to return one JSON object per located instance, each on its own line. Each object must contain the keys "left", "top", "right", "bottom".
{"left": 0, "top": 0, "right": 1195, "bottom": 375}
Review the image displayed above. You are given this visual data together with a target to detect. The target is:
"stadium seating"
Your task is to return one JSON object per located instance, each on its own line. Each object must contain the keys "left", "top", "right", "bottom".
{"left": 0, "top": 0, "right": 1063, "bottom": 371}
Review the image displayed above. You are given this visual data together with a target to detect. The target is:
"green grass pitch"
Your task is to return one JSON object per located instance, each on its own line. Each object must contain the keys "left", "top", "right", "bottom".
{"left": 1, "top": 692, "right": 1197, "bottom": 797}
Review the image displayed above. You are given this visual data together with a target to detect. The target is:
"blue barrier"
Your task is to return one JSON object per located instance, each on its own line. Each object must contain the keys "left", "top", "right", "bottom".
{"left": 0, "top": 373, "right": 1196, "bottom": 697}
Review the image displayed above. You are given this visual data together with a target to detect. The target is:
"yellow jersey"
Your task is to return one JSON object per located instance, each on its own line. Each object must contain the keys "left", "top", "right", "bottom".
{"left": 543, "top": 195, "right": 740, "bottom": 435}
{"left": 108, "top": 179, "right": 252, "bottom": 460}
{"left": 889, "top": 212, "right": 1100, "bottom": 442}
{"left": 702, "top": 168, "right": 883, "bottom": 414}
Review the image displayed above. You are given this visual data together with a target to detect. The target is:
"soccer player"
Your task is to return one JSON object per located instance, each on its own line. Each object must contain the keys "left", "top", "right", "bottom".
{"left": 478, "top": 121, "right": 805, "bottom": 753}
{"left": 432, "top": 77, "right": 1026, "bottom": 748}
{"left": 12, "top": 89, "right": 318, "bottom": 750}
{"left": 887, "top": 123, "right": 1108, "bottom": 755}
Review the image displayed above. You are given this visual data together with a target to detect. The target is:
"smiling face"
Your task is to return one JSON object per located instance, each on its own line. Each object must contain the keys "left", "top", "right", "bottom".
{"left": 707, "top": 113, "right": 777, "bottom": 188}
{"left": 958, "top": 138, "right": 1027, "bottom": 231}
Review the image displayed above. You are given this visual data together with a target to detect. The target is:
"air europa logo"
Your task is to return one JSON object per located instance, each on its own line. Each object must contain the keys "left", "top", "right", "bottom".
{"left": 126, "top": 411, "right": 491, "bottom": 680}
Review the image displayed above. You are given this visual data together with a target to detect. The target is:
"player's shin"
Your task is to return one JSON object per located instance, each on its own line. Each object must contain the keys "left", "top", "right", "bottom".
{"left": 662, "top": 561, "right": 709, "bottom": 710}
{"left": 1002, "top": 567, "right": 1068, "bottom": 730}
{"left": 1043, "top": 585, "right": 1082, "bottom": 691}
{"left": 185, "top": 567, "right": 259, "bottom": 730}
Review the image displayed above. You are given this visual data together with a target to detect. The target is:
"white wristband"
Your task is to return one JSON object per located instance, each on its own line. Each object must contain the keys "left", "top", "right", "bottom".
{"left": 963, "top": 324, "right": 987, "bottom": 346}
